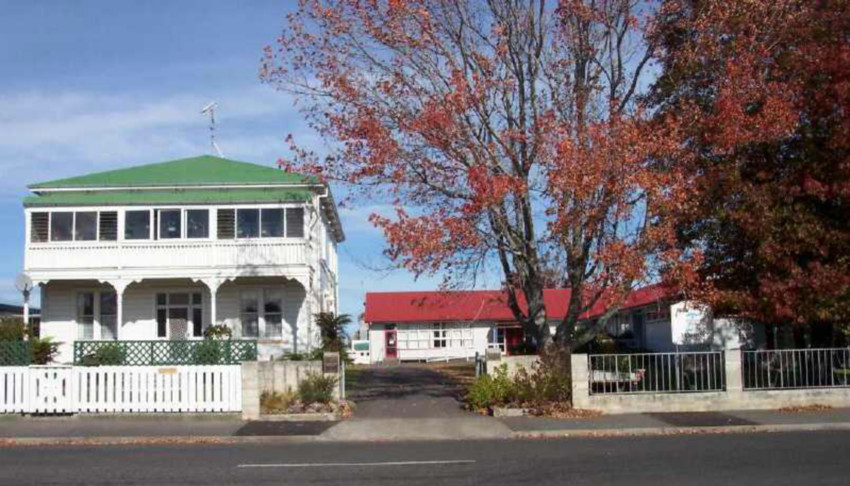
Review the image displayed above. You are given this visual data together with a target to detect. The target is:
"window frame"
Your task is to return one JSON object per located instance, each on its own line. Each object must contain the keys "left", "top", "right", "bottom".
{"left": 76, "top": 290, "right": 118, "bottom": 341}
{"left": 154, "top": 291, "right": 205, "bottom": 340}
{"left": 185, "top": 209, "right": 210, "bottom": 239}
{"left": 124, "top": 209, "right": 153, "bottom": 240}
{"left": 239, "top": 288, "right": 286, "bottom": 340}
{"left": 156, "top": 208, "right": 183, "bottom": 240}
{"left": 49, "top": 211, "right": 74, "bottom": 242}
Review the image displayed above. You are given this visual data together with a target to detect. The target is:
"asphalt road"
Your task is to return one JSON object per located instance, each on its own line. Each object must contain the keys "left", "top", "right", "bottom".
{"left": 1, "top": 432, "right": 848, "bottom": 485}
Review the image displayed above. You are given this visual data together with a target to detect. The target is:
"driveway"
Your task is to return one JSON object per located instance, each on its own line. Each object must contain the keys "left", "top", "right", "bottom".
{"left": 346, "top": 364, "right": 471, "bottom": 419}
{"left": 324, "top": 363, "right": 512, "bottom": 441}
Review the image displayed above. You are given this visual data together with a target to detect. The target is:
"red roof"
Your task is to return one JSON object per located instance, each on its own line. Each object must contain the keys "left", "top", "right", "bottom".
{"left": 364, "top": 284, "right": 673, "bottom": 324}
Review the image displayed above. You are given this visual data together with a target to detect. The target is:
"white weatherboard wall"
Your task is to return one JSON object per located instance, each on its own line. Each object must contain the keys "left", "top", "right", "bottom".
{"left": 0, "top": 365, "right": 241, "bottom": 414}
{"left": 41, "top": 279, "right": 313, "bottom": 363}
{"left": 368, "top": 322, "right": 493, "bottom": 363}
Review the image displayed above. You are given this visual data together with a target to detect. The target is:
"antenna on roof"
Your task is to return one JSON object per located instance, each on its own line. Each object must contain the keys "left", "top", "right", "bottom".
{"left": 201, "top": 102, "right": 224, "bottom": 157}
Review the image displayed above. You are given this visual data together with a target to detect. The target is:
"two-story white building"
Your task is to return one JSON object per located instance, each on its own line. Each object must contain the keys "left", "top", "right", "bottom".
{"left": 22, "top": 155, "right": 344, "bottom": 363}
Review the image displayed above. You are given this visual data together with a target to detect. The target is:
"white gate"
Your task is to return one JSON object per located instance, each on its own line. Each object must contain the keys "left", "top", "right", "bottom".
{"left": 0, "top": 365, "right": 241, "bottom": 414}
{"left": 29, "top": 366, "right": 74, "bottom": 414}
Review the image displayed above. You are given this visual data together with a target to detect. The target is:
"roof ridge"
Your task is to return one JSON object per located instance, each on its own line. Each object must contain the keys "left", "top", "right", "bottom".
{"left": 29, "top": 155, "right": 316, "bottom": 189}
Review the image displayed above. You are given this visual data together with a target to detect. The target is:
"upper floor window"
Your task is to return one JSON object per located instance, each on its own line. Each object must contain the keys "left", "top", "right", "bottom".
{"left": 186, "top": 210, "right": 209, "bottom": 238}
{"left": 157, "top": 209, "right": 181, "bottom": 239}
{"left": 125, "top": 210, "right": 151, "bottom": 240}
{"left": 124, "top": 209, "right": 209, "bottom": 241}
{"left": 32, "top": 211, "right": 118, "bottom": 243}
{"left": 219, "top": 206, "right": 305, "bottom": 240}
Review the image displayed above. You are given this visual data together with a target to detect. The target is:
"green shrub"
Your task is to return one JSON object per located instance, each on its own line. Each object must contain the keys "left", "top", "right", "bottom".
{"left": 512, "top": 360, "right": 571, "bottom": 407}
{"left": 466, "top": 364, "right": 514, "bottom": 410}
{"left": 30, "top": 337, "right": 60, "bottom": 365}
{"left": 80, "top": 342, "right": 125, "bottom": 366}
{"left": 203, "top": 324, "right": 232, "bottom": 340}
{"left": 298, "top": 372, "right": 338, "bottom": 405}
{"left": 466, "top": 361, "right": 571, "bottom": 409}
{"left": 0, "top": 317, "right": 26, "bottom": 341}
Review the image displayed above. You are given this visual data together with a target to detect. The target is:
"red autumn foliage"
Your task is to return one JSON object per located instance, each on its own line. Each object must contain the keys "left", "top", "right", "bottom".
{"left": 651, "top": 0, "right": 850, "bottom": 329}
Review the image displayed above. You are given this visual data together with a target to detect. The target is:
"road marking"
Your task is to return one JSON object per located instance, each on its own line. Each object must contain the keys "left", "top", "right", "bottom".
{"left": 237, "top": 459, "right": 476, "bottom": 469}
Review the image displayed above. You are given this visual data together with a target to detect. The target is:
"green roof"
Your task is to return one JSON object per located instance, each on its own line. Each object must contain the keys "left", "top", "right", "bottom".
{"left": 29, "top": 155, "right": 318, "bottom": 189}
{"left": 24, "top": 188, "right": 313, "bottom": 207}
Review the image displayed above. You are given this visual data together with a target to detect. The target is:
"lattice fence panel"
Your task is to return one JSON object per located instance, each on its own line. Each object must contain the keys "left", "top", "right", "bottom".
{"left": 74, "top": 340, "right": 258, "bottom": 366}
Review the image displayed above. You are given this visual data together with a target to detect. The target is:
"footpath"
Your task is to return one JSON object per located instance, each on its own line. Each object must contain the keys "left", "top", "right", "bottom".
{"left": 3, "top": 408, "right": 850, "bottom": 446}
{"left": 3, "top": 366, "right": 850, "bottom": 445}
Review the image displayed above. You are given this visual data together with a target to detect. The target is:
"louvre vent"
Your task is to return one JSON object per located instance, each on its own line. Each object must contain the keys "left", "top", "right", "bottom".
{"left": 217, "top": 209, "right": 235, "bottom": 239}
{"left": 99, "top": 211, "right": 118, "bottom": 241}
{"left": 286, "top": 207, "right": 305, "bottom": 238}
{"left": 30, "top": 212, "right": 49, "bottom": 242}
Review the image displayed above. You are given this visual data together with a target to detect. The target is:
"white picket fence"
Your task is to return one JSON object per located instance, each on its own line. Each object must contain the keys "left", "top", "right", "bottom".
{"left": 1, "top": 365, "right": 241, "bottom": 414}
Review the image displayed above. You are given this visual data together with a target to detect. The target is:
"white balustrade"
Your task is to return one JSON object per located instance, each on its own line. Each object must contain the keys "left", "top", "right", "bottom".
{"left": 26, "top": 240, "right": 309, "bottom": 272}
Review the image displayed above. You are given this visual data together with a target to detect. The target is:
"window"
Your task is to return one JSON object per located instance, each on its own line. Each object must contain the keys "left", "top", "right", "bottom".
{"left": 125, "top": 210, "right": 151, "bottom": 240}
{"left": 263, "top": 289, "right": 283, "bottom": 338}
{"left": 286, "top": 207, "right": 304, "bottom": 237}
{"left": 98, "top": 211, "right": 118, "bottom": 241}
{"left": 158, "top": 209, "right": 181, "bottom": 239}
{"left": 606, "top": 313, "right": 633, "bottom": 338}
{"left": 193, "top": 308, "right": 203, "bottom": 338}
{"left": 261, "top": 209, "right": 283, "bottom": 237}
{"left": 100, "top": 292, "right": 117, "bottom": 340}
{"left": 217, "top": 209, "right": 235, "bottom": 239}
{"left": 72, "top": 212, "right": 97, "bottom": 241}
{"left": 237, "top": 209, "right": 260, "bottom": 238}
{"left": 30, "top": 212, "right": 49, "bottom": 242}
{"left": 240, "top": 291, "right": 259, "bottom": 338}
{"left": 239, "top": 289, "right": 285, "bottom": 339}
{"left": 155, "top": 292, "right": 203, "bottom": 339}
{"left": 157, "top": 309, "right": 167, "bottom": 338}
{"left": 646, "top": 307, "right": 670, "bottom": 322}
{"left": 489, "top": 327, "right": 507, "bottom": 353}
{"left": 433, "top": 323, "right": 448, "bottom": 348}
{"left": 77, "top": 293, "right": 95, "bottom": 340}
{"left": 186, "top": 210, "right": 209, "bottom": 238}
{"left": 51, "top": 212, "right": 73, "bottom": 241}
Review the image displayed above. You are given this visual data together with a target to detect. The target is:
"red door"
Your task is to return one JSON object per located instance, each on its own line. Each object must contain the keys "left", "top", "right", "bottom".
{"left": 505, "top": 327, "right": 524, "bottom": 355}
{"left": 385, "top": 329, "right": 398, "bottom": 359}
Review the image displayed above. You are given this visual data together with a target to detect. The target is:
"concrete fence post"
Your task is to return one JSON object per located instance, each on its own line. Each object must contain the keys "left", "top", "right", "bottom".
{"left": 241, "top": 361, "right": 260, "bottom": 420}
{"left": 724, "top": 349, "right": 744, "bottom": 404}
{"left": 571, "top": 353, "right": 591, "bottom": 409}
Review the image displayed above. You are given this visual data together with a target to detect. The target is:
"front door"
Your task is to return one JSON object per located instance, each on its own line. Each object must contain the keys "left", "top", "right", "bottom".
{"left": 385, "top": 329, "right": 398, "bottom": 359}
{"left": 505, "top": 327, "right": 524, "bottom": 355}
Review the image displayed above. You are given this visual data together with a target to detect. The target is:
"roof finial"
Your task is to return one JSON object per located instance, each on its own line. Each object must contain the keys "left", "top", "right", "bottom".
{"left": 201, "top": 102, "right": 224, "bottom": 157}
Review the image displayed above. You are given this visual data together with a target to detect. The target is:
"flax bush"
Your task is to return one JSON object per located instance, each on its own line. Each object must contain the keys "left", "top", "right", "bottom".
{"left": 297, "top": 372, "right": 337, "bottom": 405}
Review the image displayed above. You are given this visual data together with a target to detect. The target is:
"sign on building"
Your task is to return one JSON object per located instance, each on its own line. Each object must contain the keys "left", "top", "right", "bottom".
{"left": 670, "top": 301, "right": 713, "bottom": 346}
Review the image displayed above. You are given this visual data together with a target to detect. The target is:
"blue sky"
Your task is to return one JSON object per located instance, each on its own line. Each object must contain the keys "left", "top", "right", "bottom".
{"left": 0, "top": 0, "right": 458, "bottom": 323}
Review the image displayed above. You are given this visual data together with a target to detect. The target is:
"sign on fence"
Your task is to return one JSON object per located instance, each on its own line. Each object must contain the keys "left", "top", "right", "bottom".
{"left": 671, "top": 301, "right": 713, "bottom": 346}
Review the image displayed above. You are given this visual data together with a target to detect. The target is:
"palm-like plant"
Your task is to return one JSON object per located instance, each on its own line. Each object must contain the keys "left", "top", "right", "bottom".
{"left": 314, "top": 312, "right": 352, "bottom": 357}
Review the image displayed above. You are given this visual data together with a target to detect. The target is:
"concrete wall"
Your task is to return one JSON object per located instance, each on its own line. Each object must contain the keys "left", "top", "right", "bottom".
{"left": 240, "top": 359, "right": 340, "bottom": 419}
{"left": 486, "top": 351, "right": 850, "bottom": 414}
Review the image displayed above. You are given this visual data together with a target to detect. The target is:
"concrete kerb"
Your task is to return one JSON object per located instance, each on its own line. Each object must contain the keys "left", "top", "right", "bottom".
{"left": 510, "top": 421, "right": 850, "bottom": 439}
{"left": 2, "top": 421, "right": 850, "bottom": 447}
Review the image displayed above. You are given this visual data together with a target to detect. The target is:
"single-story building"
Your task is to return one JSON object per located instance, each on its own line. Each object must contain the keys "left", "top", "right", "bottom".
{"left": 364, "top": 285, "right": 765, "bottom": 363}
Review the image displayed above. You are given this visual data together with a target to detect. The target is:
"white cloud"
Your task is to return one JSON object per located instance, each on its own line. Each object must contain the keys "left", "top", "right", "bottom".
{"left": 0, "top": 86, "right": 308, "bottom": 194}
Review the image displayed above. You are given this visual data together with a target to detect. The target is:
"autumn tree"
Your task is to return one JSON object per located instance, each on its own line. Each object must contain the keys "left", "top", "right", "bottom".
{"left": 262, "top": 0, "right": 672, "bottom": 399}
{"left": 650, "top": 0, "right": 850, "bottom": 345}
